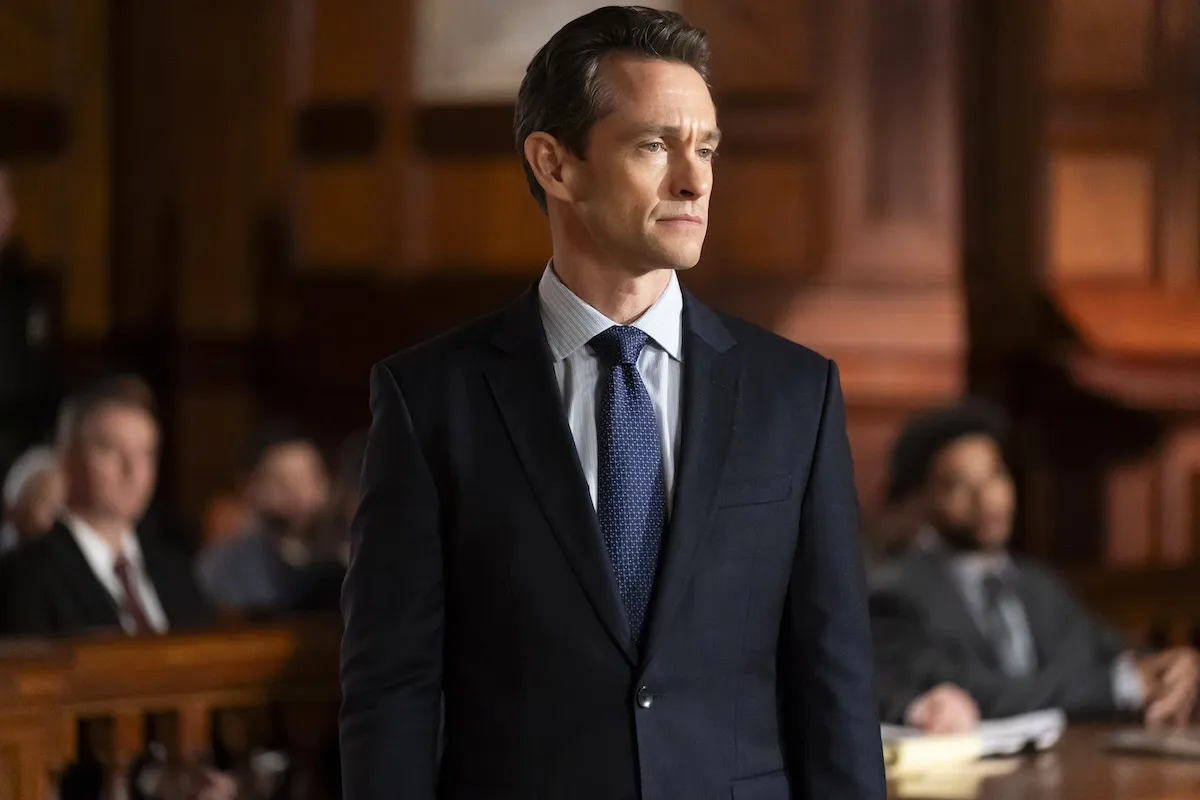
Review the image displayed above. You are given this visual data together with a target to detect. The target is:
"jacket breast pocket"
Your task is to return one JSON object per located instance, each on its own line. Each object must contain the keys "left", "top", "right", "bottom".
{"left": 715, "top": 474, "right": 793, "bottom": 509}
{"left": 730, "top": 769, "right": 790, "bottom": 800}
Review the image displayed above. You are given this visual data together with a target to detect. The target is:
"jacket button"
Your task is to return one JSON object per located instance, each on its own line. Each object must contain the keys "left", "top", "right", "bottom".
{"left": 636, "top": 685, "right": 653, "bottom": 709}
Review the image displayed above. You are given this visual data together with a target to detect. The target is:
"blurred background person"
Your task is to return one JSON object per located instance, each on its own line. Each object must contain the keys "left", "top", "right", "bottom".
{"left": 284, "top": 428, "right": 366, "bottom": 613}
{"left": 197, "top": 423, "right": 331, "bottom": 613}
{"left": 1, "top": 443, "right": 63, "bottom": 554}
{"left": 871, "top": 402, "right": 1200, "bottom": 730}
{"left": 0, "top": 375, "right": 210, "bottom": 637}
{"left": 315, "top": 428, "right": 365, "bottom": 567}
{"left": 0, "top": 161, "right": 60, "bottom": 481}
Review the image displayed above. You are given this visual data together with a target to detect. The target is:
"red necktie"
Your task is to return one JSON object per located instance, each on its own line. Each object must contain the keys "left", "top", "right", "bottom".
{"left": 113, "top": 555, "right": 154, "bottom": 635}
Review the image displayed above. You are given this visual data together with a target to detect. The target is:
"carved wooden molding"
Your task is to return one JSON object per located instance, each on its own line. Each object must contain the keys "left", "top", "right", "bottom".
{"left": 827, "top": 0, "right": 959, "bottom": 284}
{"left": 1153, "top": 0, "right": 1200, "bottom": 288}
{"left": 1160, "top": 427, "right": 1200, "bottom": 563}
{"left": 1053, "top": 282, "right": 1200, "bottom": 356}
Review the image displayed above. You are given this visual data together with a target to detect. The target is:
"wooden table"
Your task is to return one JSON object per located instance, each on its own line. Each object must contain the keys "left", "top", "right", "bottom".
{"left": 889, "top": 726, "right": 1200, "bottom": 799}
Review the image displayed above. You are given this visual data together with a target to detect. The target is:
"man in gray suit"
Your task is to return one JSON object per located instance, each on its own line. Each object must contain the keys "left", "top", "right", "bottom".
{"left": 872, "top": 402, "right": 1200, "bottom": 730}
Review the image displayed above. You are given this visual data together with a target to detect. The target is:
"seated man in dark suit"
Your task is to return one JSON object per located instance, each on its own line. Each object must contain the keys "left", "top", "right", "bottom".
{"left": 872, "top": 402, "right": 1200, "bottom": 730}
{"left": 0, "top": 375, "right": 211, "bottom": 636}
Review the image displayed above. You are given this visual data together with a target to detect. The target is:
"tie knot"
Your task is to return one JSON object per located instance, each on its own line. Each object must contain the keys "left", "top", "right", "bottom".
{"left": 981, "top": 572, "right": 1008, "bottom": 607}
{"left": 589, "top": 325, "right": 649, "bottom": 367}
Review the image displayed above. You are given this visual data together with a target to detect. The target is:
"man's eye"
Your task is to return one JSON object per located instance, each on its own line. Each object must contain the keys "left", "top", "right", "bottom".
{"left": 643, "top": 142, "right": 664, "bottom": 153}
{"left": 698, "top": 148, "right": 715, "bottom": 159}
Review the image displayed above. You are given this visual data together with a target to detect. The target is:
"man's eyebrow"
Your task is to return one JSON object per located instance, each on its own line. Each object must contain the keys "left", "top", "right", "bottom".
{"left": 630, "top": 125, "right": 722, "bottom": 144}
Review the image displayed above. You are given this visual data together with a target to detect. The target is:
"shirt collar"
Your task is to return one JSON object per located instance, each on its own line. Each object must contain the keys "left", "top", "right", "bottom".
{"left": 946, "top": 548, "right": 1013, "bottom": 587}
{"left": 63, "top": 513, "right": 142, "bottom": 576}
{"left": 537, "top": 263, "right": 684, "bottom": 363}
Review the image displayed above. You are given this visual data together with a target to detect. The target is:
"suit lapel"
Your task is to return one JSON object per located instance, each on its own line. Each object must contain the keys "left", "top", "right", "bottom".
{"left": 46, "top": 522, "right": 123, "bottom": 629}
{"left": 641, "top": 295, "right": 738, "bottom": 665}
{"left": 139, "top": 533, "right": 178, "bottom": 626}
{"left": 919, "top": 549, "right": 1003, "bottom": 667}
{"left": 1013, "top": 564, "right": 1053, "bottom": 666}
{"left": 485, "top": 288, "right": 637, "bottom": 663}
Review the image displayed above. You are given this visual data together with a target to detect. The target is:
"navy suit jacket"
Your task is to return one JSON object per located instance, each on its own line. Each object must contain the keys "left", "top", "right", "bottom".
{"left": 339, "top": 286, "right": 885, "bottom": 799}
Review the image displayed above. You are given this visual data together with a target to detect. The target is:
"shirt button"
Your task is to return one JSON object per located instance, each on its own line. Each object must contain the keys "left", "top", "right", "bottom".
{"left": 636, "top": 685, "right": 653, "bottom": 709}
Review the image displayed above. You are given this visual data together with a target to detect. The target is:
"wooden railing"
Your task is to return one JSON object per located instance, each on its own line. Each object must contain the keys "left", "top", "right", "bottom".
{"left": 0, "top": 619, "right": 341, "bottom": 800}
{"left": 2, "top": 571, "right": 1197, "bottom": 799}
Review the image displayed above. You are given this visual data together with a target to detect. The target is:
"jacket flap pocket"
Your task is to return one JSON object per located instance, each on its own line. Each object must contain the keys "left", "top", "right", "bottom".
{"left": 730, "top": 769, "right": 789, "bottom": 800}
{"left": 716, "top": 474, "right": 793, "bottom": 508}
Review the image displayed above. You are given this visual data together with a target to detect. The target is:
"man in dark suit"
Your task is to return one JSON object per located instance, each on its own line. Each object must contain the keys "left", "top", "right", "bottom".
{"left": 871, "top": 402, "right": 1200, "bottom": 730}
{"left": 0, "top": 375, "right": 210, "bottom": 637}
{"left": 339, "top": 7, "right": 884, "bottom": 799}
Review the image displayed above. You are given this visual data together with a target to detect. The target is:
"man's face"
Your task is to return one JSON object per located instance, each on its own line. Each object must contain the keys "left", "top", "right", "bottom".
{"left": 925, "top": 434, "right": 1016, "bottom": 552}
{"left": 247, "top": 441, "right": 329, "bottom": 532}
{"left": 0, "top": 167, "right": 15, "bottom": 248}
{"left": 66, "top": 405, "right": 160, "bottom": 525}
{"left": 562, "top": 56, "right": 718, "bottom": 274}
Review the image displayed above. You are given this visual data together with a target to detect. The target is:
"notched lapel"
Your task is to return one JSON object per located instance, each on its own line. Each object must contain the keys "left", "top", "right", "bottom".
{"left": 47, "top": 523, "right": 123, "bottom": 628}
{"left": 139, "top": 534, "right": 181, "bottom": 625}
{"left": 484, "top": 290, "right": 637, "bottom": 663}
{"left": 641, "top": 297, "right": 739, "bottom": 665}
{"left": 920, "top": 550, "right": 1003, "bottom": 667}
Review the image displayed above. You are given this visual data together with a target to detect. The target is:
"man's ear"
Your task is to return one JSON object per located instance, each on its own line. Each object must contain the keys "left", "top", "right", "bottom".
{"left": 523, "top": 132, "right": 576, "bottom": 204}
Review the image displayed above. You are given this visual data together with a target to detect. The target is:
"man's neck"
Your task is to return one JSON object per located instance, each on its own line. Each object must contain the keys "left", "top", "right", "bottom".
{"left": 69, "top": 508, "right": 131, "bottom": 552}
{"left": 941, "top": 539, "right": 1008, "bottom": 569}
{"left": 550, "top": 256, "right": 672, "bottom": 325}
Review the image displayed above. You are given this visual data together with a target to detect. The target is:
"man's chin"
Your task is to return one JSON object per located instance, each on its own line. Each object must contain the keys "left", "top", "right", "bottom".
{"left": 655, "top": 245, "right": 705, "bottom": 271}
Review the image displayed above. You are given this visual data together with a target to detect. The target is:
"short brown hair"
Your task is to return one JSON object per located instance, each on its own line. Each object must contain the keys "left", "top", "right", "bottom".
{"left": 57, "top": 375, "right": 159, "bottom": 445}
{"left": 513, "top": 6, "right": 711, "bottom": 212}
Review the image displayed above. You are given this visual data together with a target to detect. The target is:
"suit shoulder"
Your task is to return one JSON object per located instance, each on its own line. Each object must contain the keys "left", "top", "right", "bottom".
{"left": 377, "top": 306, "right": 508, "bottom": 380}
{"left": 869, "top": 548, "right": 941, "bottom": 599}
{"left": 0, "top": 537, "right": 55, "bottom": 590}
{"left": 1012, "top": 557, "right": 1075, "bottom": 598}
{"left": 716, "top": 311, "right": 831, "bottom": 374}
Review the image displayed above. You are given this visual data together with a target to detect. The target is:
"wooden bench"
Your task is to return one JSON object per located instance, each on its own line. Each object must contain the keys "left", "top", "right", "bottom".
{"left": 0, "top": 619, "right": 341, "bottom": 800}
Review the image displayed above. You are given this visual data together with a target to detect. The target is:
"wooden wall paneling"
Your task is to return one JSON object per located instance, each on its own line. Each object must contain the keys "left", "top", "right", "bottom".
{"left": 1047, "top": 0, "right": 1155, "bottom": 90}
{"left": 424, "top": 158, "right": 548, "bottom": 273}
{"left": 1160, "top": 428, "right": 1200, "bottom": 563}
{"left": 292, "top": 0, "right": 414, "bottom": 277}
{"left": 173, "top": 387, "right": 257, "bottom": 518}
{"left": 826, "top": 0, "right": 959, "bottom": 286}
{"left": 1033, "top": 0, "right": 1200, "bottom": 568}
{"left": 60, "top": 0, "right": 110, "bottom": 338}
{"left": 684, "top": 0, "right": 811, "bottom": 94}
{"left": 310, "top": 0, "right": 380, "bottom": 98}
{"left": 170, "top": 0, "right": 281, "bottom": 336}
{"left": 377, "top": 0, "right": 418, "bottom": 276}
{"left": 959, "top": 0, "right": 1047, "bottom": 360}
{"left": 167, "top": 1, "right": 288, "bottom": 514}
{"left": 110, "top": 1, "right": 293, "bottom": 515}
{"left": 1105, "top": 457, "right": 1158, "bottom": 566}
{"left": 296, "top": 162, "right": 382, "bottom": 269}
{"left": 5, "top": 161, "right": 65, "bottom": 270}
{"left": 1154, "top": 0, "right": 1200, "bottom": 288}
{"left": 110, "top": 0, "right": 175, "bottom": 333}
{"left": 819, "top": 0, "right": 965, "bottom": 517}
{"left": 1048, "top": 154, "right": 1153, "bottom": 280}
{"left": 705, "top": 158, "right": 815, "bottom": 277}
{"left": 684, "top": 0, "right": 820, "bottom": 288}
{"left": 0, "top": 0, "right": 59, "bottom": 93}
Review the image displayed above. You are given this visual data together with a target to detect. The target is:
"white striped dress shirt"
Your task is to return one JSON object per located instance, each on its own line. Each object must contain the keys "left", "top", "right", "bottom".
{"left": 537, "top": 265, "right": 684, "bottom": 510}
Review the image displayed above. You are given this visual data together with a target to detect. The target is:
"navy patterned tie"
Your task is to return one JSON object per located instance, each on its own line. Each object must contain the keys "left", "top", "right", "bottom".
{"left": 590, "top": 325, "right": 667, "bottom": 644}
